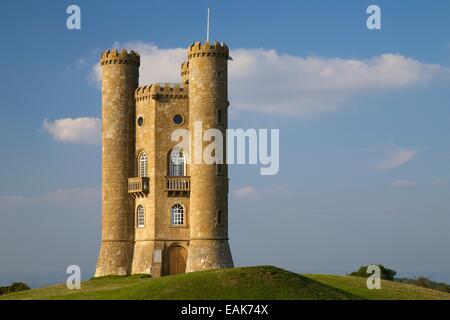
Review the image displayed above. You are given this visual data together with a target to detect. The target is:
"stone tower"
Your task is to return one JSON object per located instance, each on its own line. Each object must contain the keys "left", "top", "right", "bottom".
{"left": 185, "top": 41, "right": 233, "bottom": 272}
{"left": 95, "top": 49, "right": 140, "bottom": 277}
{"left": 95, "top": 41, "right": 233, "bottom": 278}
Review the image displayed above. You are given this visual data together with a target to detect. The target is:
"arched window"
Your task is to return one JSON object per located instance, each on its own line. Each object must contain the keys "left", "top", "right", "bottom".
{"left": 169, "top": 149, "right": 185, "bottom": 176}
{"left": 171, "top": 204, "right": 184, "bottom": 225}
{"left": 138, "top": 152, "right": 148, "bottom": 177}
{"left": 137, "top": 205, "right": 145, "bottom": 228}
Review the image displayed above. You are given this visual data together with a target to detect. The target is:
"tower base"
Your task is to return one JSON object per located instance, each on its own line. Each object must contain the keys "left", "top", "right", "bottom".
{"left": 185, "top": 239, "right": 233, "bottom": 273}
{"left": 95, "top": 241, "right": 134, "bottom": 277}
{"left": 131, "top": 240, "right": 164, "bottom": 277}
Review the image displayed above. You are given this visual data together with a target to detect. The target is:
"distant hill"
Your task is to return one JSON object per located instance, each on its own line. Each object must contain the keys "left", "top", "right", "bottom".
{"left": 2, "top": 266, "right": 450, "bottom": 300}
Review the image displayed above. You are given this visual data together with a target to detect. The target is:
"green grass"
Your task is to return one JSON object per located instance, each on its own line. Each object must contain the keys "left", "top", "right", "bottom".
{"left": 2, "top": 266, "right": 450, "bottom": 300}
{"left": 306, "top": 274, "right": 450, "bottom": 300}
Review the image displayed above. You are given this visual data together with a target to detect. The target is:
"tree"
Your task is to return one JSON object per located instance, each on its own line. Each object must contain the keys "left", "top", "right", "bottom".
{"left": 396, "top": 277, "right": 450, "bottom": 293}
{"left": 0, "top": 282, "right": 30, "bottom": 296}
{"left": 349, "top": 265, "right": 397, "bottom": 281}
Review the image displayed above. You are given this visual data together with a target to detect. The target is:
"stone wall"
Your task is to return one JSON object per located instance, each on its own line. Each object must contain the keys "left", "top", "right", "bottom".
{"left": 132, "top": 85, "right": 191, "bottom": 276}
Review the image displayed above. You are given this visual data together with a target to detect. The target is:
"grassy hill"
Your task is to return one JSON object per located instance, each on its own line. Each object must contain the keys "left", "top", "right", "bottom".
{"left": 1, "top": 266, "right": 450, "bottom": 300}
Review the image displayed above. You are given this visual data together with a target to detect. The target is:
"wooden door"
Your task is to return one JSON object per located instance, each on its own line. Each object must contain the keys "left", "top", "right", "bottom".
{"left": 169, "top": 245, "right": 187, "bottom": 275}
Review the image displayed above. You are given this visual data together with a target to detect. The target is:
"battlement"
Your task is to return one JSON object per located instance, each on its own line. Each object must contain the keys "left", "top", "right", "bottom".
{"left": 188, "top": 41, "right": 229, "bottom": 59}
{"left": 181, "top": 61, "right": 189, "bottom": 76}
{"left": 100, "top": 49, "right": 140, "bottom": 66}
{"left": 135, "top": 83, "right": 189, "bottom": 102}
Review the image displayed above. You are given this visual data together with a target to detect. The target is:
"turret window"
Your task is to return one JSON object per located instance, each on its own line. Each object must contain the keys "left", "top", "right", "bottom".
{"left": 169, "top": 149, "right": 185, "bottom": 176}
{"left": 138, "top": 152, "right": 148, "bottom": 177}
{"left": 171, "top": 204, "right": 185, "bottom": 225}
{"left": 216, "top": 209, "right": 223, "bottom": 226}
{"left": 216, "top": 164, "right": 224, "bottom": 176}
{"left": 216, "top": 109, "right": 223, "bottom": 124}
{"left": 137, "top": 205, "right": 145, "bottom": 228}
{"left": 173, "top": 114, "right": 184, "bottom": 125}
{"left": 137, "top": 116, "right": 144, "bottom": 127}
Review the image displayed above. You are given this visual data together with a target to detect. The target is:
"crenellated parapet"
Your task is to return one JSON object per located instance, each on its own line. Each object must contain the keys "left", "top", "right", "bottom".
{"left": 181, "top": 61, "right": 189, "bottom": 76}
{"left": 181, "top": 61, "right": 189, "bottom": 84}
{"left": 188, "top": 41, "right": 229, "bottom": 59}
{"left": 100, "top": 49, "right": 140, "bottom": 66}
{"left": 135, "top": 83, "right": 189, "bottom": 102}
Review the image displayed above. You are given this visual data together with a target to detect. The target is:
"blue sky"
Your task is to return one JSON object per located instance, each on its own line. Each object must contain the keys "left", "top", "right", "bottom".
{"left": 1, "top": 0, "right": 450, "bottom": 287}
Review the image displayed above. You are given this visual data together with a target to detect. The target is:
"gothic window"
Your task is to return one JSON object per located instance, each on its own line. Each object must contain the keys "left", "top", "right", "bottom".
{"left": 169, "top": 149, "right": 185, "bottom": 176}
{"left": 139, "top": 152, "right": 148, "bottom": 177}
{"left": 137, "top": 205, "right": 145, "bottom": 228}
{"left": 171, "top": 204, "right": 185, "bottom": 225}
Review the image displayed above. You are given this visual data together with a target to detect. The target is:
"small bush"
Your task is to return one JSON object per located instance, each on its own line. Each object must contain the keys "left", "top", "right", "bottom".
{"left": 396, "top": 277, "right": 450, "bottom": 293}
{"left": 0, "top": 282, "right": 30, "bottom": 296}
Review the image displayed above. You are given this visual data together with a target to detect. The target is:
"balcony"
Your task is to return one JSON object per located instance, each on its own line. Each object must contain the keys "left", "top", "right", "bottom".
{"left": 128, "top": 177, "right": 150, "bottom": 198}
{"left": 165, "top": 176, "right": 190, "bottom": 197}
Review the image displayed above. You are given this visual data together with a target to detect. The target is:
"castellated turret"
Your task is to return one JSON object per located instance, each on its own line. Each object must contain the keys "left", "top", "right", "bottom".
{"left": 95, "top": 41, "right": 233, "bottom": 278}
{"left": 181, "top": 61, "right": 189, "bottom": 84}
{"left": 185, "top": 41, "right": 233, "bottom": 272}
{"left": 95, "top": 49, "right": 140, "bottom": 277}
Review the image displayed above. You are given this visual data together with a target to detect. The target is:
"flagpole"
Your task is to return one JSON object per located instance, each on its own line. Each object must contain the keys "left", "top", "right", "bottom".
{"left": 207, "top": 6, "right": 210, "bottom": 42}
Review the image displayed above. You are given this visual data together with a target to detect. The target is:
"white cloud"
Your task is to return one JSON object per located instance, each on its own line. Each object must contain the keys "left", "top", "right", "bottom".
{"left": 88, "top": 63, "right": 101, "bottom": 87}
{"left": 90, "top": 42, "right": 447, "bottom": 117}
{"left": 390, "top": 180, "right": 417, "bottom": 188}
{"left": 0, "top": 187, "right": 100, "bottom": 205}
{"left": 233, "top": 186, "right": 256, "bottom": 198}
{"left": 230, "top": 50, "right": 443, "bottom": 116}
{"left": 89, "top": 42, "right": 185, "bottom": 87}
{"left": 45, "top": 188, "right": 100, "bottom": 202}
{"left": 43, "top": 117, "right": 101, "bottom": 145}
{"left": 432, "top": 178, "right": 448, "bottom": 185}
{"left": 376, "top": 146, "right": 418, "bottom": 171}
{"left": 233, "top": 185, "right": 291, "bottom": 198}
